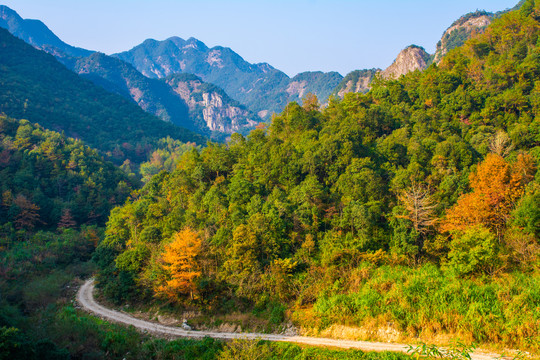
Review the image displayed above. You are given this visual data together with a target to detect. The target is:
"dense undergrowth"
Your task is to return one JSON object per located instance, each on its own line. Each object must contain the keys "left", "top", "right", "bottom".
{"left": 296, "top": 263, "right": 540, "bottom": 351}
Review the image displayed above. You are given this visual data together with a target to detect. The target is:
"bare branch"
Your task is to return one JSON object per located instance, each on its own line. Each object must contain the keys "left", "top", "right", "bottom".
{"left": 397, "top": 183, "right": 437, "bottom": 234}
{"left": 489, "top": 130, "right": 514, "bottom": 158}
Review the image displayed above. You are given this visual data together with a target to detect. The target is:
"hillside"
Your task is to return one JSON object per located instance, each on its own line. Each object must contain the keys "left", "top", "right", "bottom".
{"left": 0, "top": 115, "right": 135, "bottom": 231}
{"left": 332, "top": 69, "right": 380, "bottom": 98}
{"left": 432, "top": 11, "right": 493, "bottom": 64}
{"left": 0, "top": 28, "right": 205, "bottom": 164}
{"left": 95, "top": 2, "right": 540, "bottom": 354}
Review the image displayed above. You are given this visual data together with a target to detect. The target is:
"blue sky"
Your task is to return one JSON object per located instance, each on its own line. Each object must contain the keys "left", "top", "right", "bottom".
{"left": 2, "top": 0, "right": 519, "bottom": 76}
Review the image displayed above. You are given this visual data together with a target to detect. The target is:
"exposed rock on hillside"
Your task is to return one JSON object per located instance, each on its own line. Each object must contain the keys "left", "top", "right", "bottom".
{"left": 333, "top": 69, "right": 379, "bottom": 98}
{"left": 433, "top": 12, "right": 493, "bottom": 64}
{"left": 381, "top": 45, "right": 430, "bottom": 79}
{"left": 165, "top": 74, "right": 259, "bottom": 137}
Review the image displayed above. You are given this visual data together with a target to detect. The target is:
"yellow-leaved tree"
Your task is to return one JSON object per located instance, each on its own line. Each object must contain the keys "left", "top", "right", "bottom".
{"left": 155, "top": 228, "right": 202, "bottom": 301}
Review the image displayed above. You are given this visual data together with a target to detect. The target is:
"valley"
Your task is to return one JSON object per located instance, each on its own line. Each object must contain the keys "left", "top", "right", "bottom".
{"left": 0, "top": 0, "right": 539, "bottom": 359}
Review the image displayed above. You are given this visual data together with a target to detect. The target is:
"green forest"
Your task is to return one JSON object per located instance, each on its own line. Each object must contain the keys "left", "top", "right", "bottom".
{"left": 94, "top": 2, "right": 540, "bottom": 355}
{"left": 1, "top": 1, "right": 540, "bottom": 359}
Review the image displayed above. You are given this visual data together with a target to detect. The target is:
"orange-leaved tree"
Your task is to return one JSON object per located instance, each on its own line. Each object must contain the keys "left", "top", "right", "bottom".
{"left": 155, "top": 227, "right": 202, "bottom": 301}
{"left": 441, "top": 153, "right": 533, "bottom": 239}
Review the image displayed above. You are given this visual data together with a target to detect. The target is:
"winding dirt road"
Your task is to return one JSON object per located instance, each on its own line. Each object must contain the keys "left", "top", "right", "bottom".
{"left": 77, "top": 279, "right": 505, "bottom": 359}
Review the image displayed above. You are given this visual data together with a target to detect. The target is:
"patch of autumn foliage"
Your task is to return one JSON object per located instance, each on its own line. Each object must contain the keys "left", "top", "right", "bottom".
{"left": 441, "top": 153, "right": 535, "bottom": 237}
{"left": 155, "top": 228, "right": 202, "bottom": 301}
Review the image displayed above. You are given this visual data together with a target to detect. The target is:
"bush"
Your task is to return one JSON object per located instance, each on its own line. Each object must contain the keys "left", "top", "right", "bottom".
{"left": 445, "top": 226, "right": 499, "bottom": 276}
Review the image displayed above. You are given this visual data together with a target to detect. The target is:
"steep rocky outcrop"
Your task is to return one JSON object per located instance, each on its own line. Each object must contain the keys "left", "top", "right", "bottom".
{"left": 433, "top": 11, "right": 493, "bottom": 64}
{"left": 332, "top": 69, "right": 380, "bottom": 98}
{"left": 164, "top": 74, "right": 259, "bottom": 137}
{"left": 381, "top": 45, "right": 430, "bottom": 79}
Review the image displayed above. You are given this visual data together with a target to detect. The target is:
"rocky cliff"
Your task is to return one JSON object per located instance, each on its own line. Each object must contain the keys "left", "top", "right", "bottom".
{"left": 432, "top": 11, "right": 493, "bottom": 64}
{"left": 381, "top": 45, "right": 430, "bottom": 79}
{"left": 165, "top": 74, "right": 259, "bottom": 137}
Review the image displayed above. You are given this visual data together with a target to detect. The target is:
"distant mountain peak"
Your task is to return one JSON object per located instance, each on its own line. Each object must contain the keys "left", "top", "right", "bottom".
{"left": 113, "top": 37, "right": 342, "bottom": 119}
{"left": 0, "top": 5, "right": 20, "bottom": 18}
{"left": 0, "top": 5, "right": 92, "bottom": 58}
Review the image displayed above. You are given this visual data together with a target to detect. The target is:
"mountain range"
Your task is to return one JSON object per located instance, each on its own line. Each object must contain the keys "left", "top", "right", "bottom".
{"left": 0, "top": 27, "right": 204, "bottom": 165}
{"left": 113, "top": 38, "right": 343, "bottom": 119}
{"left": 0, "top": 3, "right": 525, "bottom": 139}
{"left": 0, "top": 5, "right": 260, "bottom": 139}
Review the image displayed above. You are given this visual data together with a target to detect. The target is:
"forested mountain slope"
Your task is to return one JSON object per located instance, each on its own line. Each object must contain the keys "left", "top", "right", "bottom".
{"left": 73, "top": 52, "right": 193, "bottom": 130}
{"left": 96, "top": 2, "right": 540, "bottom": 353}
{"left": 73, "top": 53, "right": 260, "bottom": 139}
{"left": 0, "top": 28, "right": 205, "bottom": 165}
{"left": 0, "top": 116, "right": 135, "bottom": 233}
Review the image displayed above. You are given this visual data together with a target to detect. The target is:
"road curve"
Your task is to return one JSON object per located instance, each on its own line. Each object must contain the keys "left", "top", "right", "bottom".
{"left": 77, "top": 279, "right": 503, "bottom": 360}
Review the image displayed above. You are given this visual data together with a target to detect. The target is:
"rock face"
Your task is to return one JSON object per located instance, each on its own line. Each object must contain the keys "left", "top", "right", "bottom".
{"left": 381, "top": 45, "right": 430, "bottom": 79}
{"left": 433, "top": 12, "right": 493, "bottom": 64}
{"left": 333, "top": 69, "right": 380, "bottom": 98}
{"left": 165, "top": 74, "right": 259, "bottom": 137}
